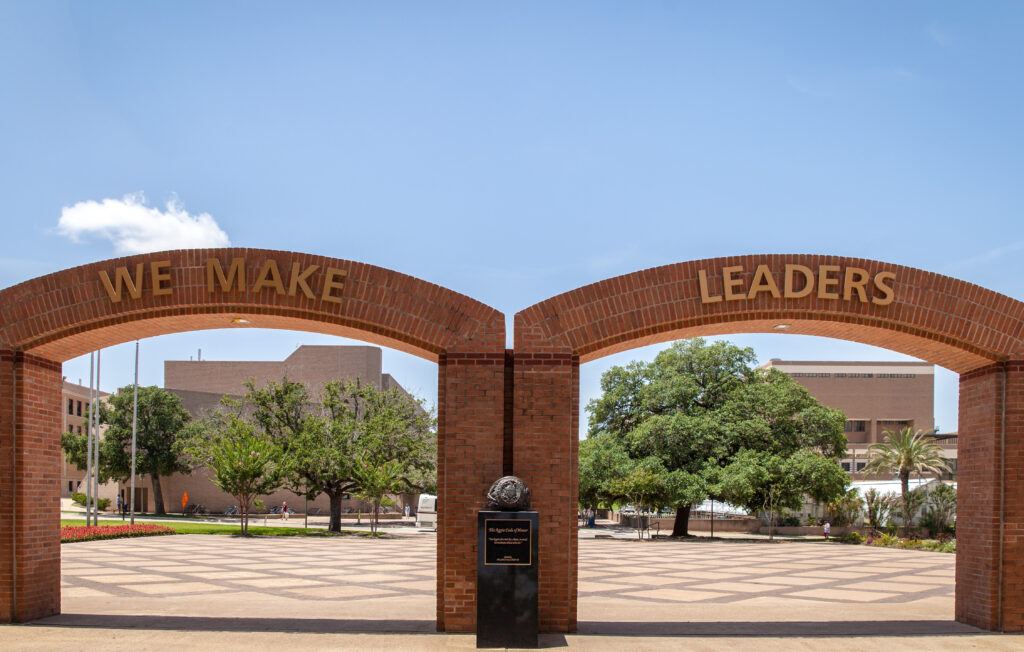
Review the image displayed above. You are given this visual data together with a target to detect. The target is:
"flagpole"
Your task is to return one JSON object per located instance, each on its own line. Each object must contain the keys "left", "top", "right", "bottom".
{"left": 92, "top": 349, "right": 102, "bottom": 525}
{"left": 86, "top": 352, "right": 95, "bottom": 526}
{"left": 130, "top": 341, "right": 139, "bottom": 526}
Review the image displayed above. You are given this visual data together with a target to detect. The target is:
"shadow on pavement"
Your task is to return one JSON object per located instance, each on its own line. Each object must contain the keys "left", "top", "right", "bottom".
{"left": 30, "top": 613, "right": 436, "bottom": 634}
{"left": 577, "top": 620, "right": 987, "bottom": 637}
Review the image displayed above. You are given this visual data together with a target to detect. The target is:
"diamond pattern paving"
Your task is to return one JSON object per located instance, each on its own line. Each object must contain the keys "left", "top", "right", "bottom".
{"left": 61, "top": 534, "right": 955, "bottom": 624}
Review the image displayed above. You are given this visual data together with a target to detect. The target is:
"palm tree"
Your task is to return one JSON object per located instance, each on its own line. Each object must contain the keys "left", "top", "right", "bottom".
{"left": 864, "top": 427, "right": 951, "bottom": 534}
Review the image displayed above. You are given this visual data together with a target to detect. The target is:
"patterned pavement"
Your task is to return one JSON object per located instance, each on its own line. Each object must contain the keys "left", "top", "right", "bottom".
{"left": 578, "top": 539, "right": 954, "bottom": 607}
{"left": 60, "top": 534, "right": 955, "bottom": 625}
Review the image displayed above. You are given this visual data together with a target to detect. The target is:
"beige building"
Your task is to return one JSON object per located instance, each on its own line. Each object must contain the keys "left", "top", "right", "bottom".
{"left": 135, "top": 345, "right": 419, "bottom": 514}
{"left": 762, "top": 360, "right": 956, "bottom": 479}
{"left": 60, "top": 380, "right": 113, "bottom": 497}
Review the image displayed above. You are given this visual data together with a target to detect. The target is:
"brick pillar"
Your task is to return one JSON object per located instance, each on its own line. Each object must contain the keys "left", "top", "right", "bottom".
{"left": 0, "top": 351, "right": 62, "bottom": 623}
{"left": 957, "top": 361, "right": 1024, "bottom": 631}
{"left": 512, "top": 349, "right": 578, "bottom": 633}
{"left": 436, "top": 350, "right": 506, "bottom": 632}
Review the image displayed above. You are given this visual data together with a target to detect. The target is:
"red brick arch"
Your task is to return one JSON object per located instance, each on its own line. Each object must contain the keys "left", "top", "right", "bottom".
{"left": 0, "top": 249, "right": 506, "bottom": 631}
{"left": 513, "top": 254, "right": 1024, "bottom": 633}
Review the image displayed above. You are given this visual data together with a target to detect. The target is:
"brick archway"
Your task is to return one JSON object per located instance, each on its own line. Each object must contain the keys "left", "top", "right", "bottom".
{"left": 514, "top": 254, "right": 1024, "bottom": 632}
{"left": 0, "top": 248, "right": 505, "bottom": 630}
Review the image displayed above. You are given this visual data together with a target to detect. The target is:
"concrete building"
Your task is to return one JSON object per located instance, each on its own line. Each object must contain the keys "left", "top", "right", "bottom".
{"left": 138, "top": 345, "right": 421, "bottom": 514}
{"left": 762, "top": 360, "right": 956, "bottom": 479}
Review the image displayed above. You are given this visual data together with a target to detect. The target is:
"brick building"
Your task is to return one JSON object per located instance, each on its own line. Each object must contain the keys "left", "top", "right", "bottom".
{"left": 59, "top": 380, "right": 117, "bottom": 499}
{"left": 134, "top": 344, "right": 420, "bottom": 514}
{"left": 761, "top": 360, "right": 956, "bottom": 478}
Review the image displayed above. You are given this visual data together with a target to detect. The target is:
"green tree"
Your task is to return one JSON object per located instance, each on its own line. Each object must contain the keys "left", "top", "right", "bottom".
{"left": 609, "top": 458, "right": 669, "bottom": 539}
{"left": 180, "top": 415, "right": 284, "bottom": 535}
{"left": 585, "top": 338, "right": 848, "bottom": 536}
{"left": 243, "top": 378, "right": 436, "bottom": 533}
{"left": 920, "top": 483, "right": 957, "bottom": 537}
{"left": 863, "top": 488, "right": 894, "bottom": 533}
{"left": 826, "top": 488, "right": 865, "bottom": 527}
{"left": 62, "top": 386, "right": 192, "bottom": 515}
{"left": 863, "top": 428, "right": 951, "bottom": 535}
{"left": 578, "top": 433, "right": 632, "bottom": 512}
{"left": 352, "top": 458, "right": 404, "bottom": 535}
{"left": 713, "top": 449, "right": 847, "bottom": 540}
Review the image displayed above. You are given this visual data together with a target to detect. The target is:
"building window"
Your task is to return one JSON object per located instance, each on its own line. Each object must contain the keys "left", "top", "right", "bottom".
{"left": 77, "top": 426, "right": 82, "bottom": 434}
{"left": 844, "top": 420, "right": 867, "bottom": 433}
{"left": 77, "top": 401, "right": 83, "bottom": 416}
{"left": 841, "top": 462, "right": 851, "bottom": 472}
{"left": 67, "top": 398, "right": 74, "bottom": 415}
{"left": 856, "top": 462, "right": 867, "bottom": 471}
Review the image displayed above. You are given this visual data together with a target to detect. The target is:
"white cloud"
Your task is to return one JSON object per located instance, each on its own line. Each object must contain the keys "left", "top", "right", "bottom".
{"left": 56, "top": 193, "right": 230, "bottom": 254}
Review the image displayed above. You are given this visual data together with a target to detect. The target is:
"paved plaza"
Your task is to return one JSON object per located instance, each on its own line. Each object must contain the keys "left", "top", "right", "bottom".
{"left": 3, "top": 534, "right": 1019, "bottom": 650}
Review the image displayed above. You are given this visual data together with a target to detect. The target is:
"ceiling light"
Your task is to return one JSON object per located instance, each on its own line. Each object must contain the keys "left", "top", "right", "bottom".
{"left": 231, "top": 317, "right": 250, "bottom": 325}
{"left": 774, "top": 324, "right": 790, "bottom": 331}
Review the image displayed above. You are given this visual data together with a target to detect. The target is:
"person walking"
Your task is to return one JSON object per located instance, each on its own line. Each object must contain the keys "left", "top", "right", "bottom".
{"left": 823, "top": 521, "right": 831, "bottom": 540}
{"left": 117, "top": 494, "right": 125, "bottom": 521}
{"left": 282, "top": 500, "right": 289, "bottom": 521}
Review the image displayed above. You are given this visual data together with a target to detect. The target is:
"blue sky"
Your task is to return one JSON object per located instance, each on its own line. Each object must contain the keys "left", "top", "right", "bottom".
{"left": 2, "top": 2, "right": 1023, "bottom": 434}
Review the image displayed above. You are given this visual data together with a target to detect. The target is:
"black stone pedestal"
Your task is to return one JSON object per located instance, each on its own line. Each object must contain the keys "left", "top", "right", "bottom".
{"left": 476, "top": 510, "right": 539, "bottom": 648}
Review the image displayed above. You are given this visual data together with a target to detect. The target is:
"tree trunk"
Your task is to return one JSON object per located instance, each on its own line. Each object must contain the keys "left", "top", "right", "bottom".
{"left": 328, "top": 491, "right": 343, "bottom": 533}
{"left": 671, "top": 505, "right": 692, "bottom": 537}
{"left": 900, "top": 469, "right": 911, "bottom": 536}
{"left": 151, "top": 474, "right": 165, "bottom": 515}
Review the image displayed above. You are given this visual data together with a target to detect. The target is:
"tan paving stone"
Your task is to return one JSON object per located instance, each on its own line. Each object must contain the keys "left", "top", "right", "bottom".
{"left": 789, "top": 588, "right": 899, "bottom": 602}
{"left": 622, "top": 588, "right": 731, "bottom": 602}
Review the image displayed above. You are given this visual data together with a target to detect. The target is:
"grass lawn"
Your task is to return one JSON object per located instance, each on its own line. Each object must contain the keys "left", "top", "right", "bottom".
{"left": 59, "top": 519, "right": 385, "bottom": 538}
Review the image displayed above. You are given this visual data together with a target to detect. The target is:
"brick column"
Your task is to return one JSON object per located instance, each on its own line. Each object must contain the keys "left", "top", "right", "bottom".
{"left": 436, "top": 350, "right": 506, "bottom": 632}
{"left": 957, "top": 361, "right": 1024, "bottom": 631}
{"left": 0, "top": 351, "right": 62, "bottom": 623}
{"left": 512, "top": 349, "right": 578, "bottom": 633}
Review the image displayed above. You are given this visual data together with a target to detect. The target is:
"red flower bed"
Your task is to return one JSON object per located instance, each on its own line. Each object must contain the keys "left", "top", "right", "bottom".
{"left": 61, "top": 524, "right": 176, "bottom": 543}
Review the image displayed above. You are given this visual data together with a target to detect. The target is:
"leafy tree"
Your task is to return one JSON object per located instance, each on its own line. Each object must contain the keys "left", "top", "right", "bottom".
{"left": 713, "top": 449, "right": 847, "bottom": 540}
{"left": 826, "top": 488, "right": 865, "bottom": 527}
{"left": 609, "top": 458, "right": 669, "bottom": 540}
{"left": 241, "top": 378, "right": 436, "bottom": 533}
{"left": 353, "top": 458, "right": 404, "bottom": 535}
{"left": 585, "top": 338, "right": 847, "bottom": 536}
{"left": 920, "top": 483, "right": 957, "bottom": 537}
{"left": 863, "top": 488, "right": 895, "bottom": 533}
{"left": 863, "top": 428, "right": 951, "bottom": 535}
{"left": 62, "top": 386, "right": 192, "bottom": 515}
{"left": 180, "top": 415, "right": 284, "bottom": 534}
{"left": 578, "top": 433, "right": 632, "bottom": 512}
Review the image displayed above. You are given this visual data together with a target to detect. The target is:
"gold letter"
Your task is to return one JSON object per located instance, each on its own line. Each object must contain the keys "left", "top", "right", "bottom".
{"left": 150, "top": 260, "right": 172, "bottom": 297}
{"left": 723, "top": 265, "right": 746, "bottom": 301}
{"left": 321, "top": 267, "right": 347, "bottom": 304}
{"left": 784, "top": 264, "right": 814, "bottom": 299}
{"left": 698, "top": 269, "right": 722, "bottom": 304}
{"left": 288, "top": 262, "right": 320, "bottom": 299}
{"left": 873, "top": 271, "right": 896, "bottom": 306}
{"left": 817, "top": 265, "right": 841, "bottom": 300}
{"left": 843, "top": 267, "right": 870, "bottom": 302}
{"left": 207, "top": 257, "right": 246, "bottom": 293}
{"left": 98, "top": 264, "right": 145, "bottom": 303}
{"left": 253, "top": 260, "right": 286, "bottom": 295}
{"left": 747, "top": 264, "right": 781, "bottom": 300}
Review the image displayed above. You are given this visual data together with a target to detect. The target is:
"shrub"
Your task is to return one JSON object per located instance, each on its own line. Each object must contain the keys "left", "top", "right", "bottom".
{"left": 61, "top": 524, "right": 175, "bottom": 543}
{"left": 70, "top": 492, "right": 111, "bottom": 511}
{"left": 835, "top": 531, "right": 866, "bottom": 545}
